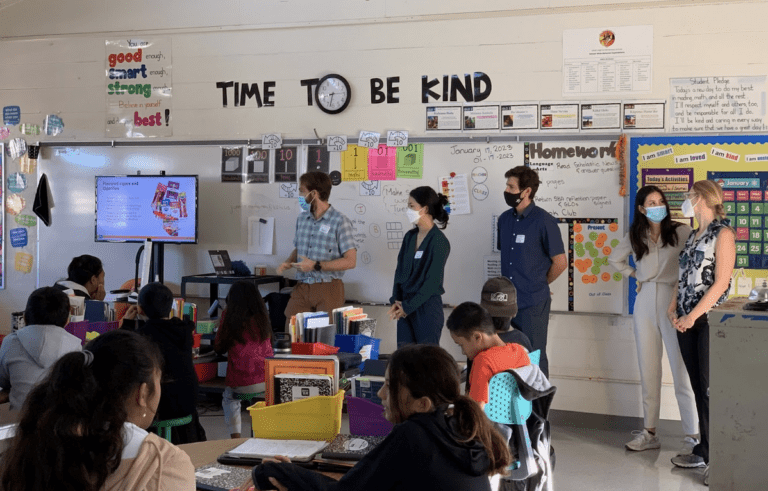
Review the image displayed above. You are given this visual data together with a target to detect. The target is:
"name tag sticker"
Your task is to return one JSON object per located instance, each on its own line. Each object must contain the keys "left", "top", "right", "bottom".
{"left": 319, "top": 224, "right": 331, "bottom": 234}
{"left": 516, "top": 235, "right": 526, "bottom": 243}
{"left": 414, "top": 251, "right": 424, "bottom": 259}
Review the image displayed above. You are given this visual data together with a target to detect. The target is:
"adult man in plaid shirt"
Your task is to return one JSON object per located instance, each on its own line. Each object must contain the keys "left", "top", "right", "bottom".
{"left": 278, "top": 172, "right": 357, "bottom": 323}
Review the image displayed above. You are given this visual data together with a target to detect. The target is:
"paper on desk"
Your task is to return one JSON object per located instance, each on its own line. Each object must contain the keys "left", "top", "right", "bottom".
{"left": 229, "top": 438, "right": 328, "bottom": 460}
{"left": 248, "top": 217, "right": 274, "bottom": 255}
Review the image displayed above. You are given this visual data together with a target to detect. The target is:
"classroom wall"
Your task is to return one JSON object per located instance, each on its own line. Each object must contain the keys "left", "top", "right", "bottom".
{"left": 2, "top": 0, "right": 767, "bottom": 418}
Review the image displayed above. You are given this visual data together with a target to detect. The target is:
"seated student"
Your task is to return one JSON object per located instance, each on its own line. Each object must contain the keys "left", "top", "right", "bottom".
{"left": 466, "top": 277, "right": 533, "bottom": 395}
{"left": 214, "top": 280, "right": 274, "bottom": 439}
{"left": 54, "top": 254, "right": 106, "bottom": 301}
{"left": 481, "top": 276, "right": 533, "bottom": 352}
{"left": 0, "top": 287, "right": 82, "bottom": 410}
{"left": 245, "top": 344, "right": 512, "bottom": 491}
{"left": 0, "top": 329, "right": 196, "bottom": 491}
{"left": 447, "top": 302, "right": 530, "bottom": 409}
{"left": 123, "top": 282, "right": 206, "bottom": 444}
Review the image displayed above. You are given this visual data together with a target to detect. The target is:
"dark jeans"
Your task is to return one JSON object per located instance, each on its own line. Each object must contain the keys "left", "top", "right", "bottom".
{"left": 397, "top": 294, "right": 444, "bottom": 347}
{"left": 676, "top": 314, "right": 709, "bottom": 463}
{"left": 511, "top": 296, "right": 552, "bottom": 377}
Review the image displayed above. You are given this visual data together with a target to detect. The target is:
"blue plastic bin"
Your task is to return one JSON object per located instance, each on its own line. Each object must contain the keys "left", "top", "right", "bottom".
{"left": 334, "top": 334, "right": 380, "bottom": 371}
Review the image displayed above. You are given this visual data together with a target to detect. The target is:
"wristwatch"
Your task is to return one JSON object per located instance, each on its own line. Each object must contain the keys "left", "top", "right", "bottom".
{"left": 314, "top": 260, "right": 322, "bottom": 272}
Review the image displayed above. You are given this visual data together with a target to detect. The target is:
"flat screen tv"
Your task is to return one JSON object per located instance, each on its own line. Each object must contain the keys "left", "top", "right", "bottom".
{"left": 95, "top": 175, "right": 198, "bottom": 243}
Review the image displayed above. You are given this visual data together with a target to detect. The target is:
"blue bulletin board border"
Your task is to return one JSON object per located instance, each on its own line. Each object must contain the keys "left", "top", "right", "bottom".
{"left": 628, "top": 135, "right": 768, "bottom": 314}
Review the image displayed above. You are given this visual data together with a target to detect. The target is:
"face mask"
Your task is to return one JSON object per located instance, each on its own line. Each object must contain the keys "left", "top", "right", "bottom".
{"left": 504, "top": 191, "right": 522, "bottom": 208}
{"left": 298, "top": 193, "right": 313, "bottom": 212}
{"left": 681, "top": 198, "right": 696, "bottom": 218}
{"left": 644, "top": 205, "right": 667, "bottom": 223}
{"left": 406, "top": 207, "right": 422, "bottom": 224}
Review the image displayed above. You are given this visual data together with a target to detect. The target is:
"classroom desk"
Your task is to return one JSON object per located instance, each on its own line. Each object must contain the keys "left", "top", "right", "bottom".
{"left": 178, "top": 438, "right": 344, "bottom": 481}
{"left": 180, "top": 274, "right": 288, "bottom": 309}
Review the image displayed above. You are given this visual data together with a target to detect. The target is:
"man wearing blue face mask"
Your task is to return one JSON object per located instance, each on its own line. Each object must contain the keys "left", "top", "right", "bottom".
{"left": 497, "top": 166, "right": 566, "bottom": 377}
{"left": 609, "top": 185, "right": 698, "bottom": 455}
{"left": 278, "top": 172, "right": 357, "bottom": 325}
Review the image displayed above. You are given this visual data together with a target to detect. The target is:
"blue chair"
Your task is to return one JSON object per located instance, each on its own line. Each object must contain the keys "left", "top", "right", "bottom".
{"left": 484, "top": 350, "right": 540, "bottom": 481}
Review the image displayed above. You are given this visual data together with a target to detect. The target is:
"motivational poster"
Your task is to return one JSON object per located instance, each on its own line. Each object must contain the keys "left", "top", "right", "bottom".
{"left": 105, "top": 38, "right": 173, "bottom": 137}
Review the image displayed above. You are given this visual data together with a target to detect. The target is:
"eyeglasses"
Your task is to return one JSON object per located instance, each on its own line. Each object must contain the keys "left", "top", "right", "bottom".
{"left": 683, "top": 192, "right": 698, "bottom": 199}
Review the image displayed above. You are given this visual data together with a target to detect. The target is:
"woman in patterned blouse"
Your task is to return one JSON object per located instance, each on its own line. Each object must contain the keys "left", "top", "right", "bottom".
{"left": 667, "top": 180, "right": 735, "bottom": 482}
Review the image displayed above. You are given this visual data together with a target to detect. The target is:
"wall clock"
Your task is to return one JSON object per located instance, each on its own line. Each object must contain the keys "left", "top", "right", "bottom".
{"left": 315, "top": 74, "right": 351, "bottom": 114}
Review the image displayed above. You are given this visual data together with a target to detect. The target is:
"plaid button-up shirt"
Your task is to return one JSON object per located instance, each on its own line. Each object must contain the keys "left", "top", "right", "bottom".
{"left": 293, "top": 205, "right": 356, "bottom": 284}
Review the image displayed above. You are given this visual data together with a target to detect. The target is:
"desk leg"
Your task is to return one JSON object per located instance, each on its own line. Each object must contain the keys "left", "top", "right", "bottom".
{"left": 210, "top": 283, "right": 219, "bottom": 315}
{"left": 181, "top": 280, "right": 187, "bottom": 300}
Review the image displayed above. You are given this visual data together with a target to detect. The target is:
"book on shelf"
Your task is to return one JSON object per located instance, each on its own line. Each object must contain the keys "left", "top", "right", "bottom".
{"left": 274, "top": 373, "right": 334, "bottom": 404}
{"left": 349, "top": 317, "right": 376, "bottom": 337}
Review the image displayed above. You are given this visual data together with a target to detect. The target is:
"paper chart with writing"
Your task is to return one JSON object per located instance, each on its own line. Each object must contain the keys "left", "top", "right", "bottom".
{"left": 396, "top": 144, "right": 424, "bottom": 179}
{"left": 572, "top": 221, "right": 623, "bottom": 313}
{"left": 670, "top": 76, "right": 768, "bottom": 133}
{"left": 341, "top": 145, "right": 368, "bottom": 181}
{"left": 367, "top": 145, "right": 396, "bottom": 180}
{"left": 438, "top": 173, "right": 470, "bottom": 215}
{"left": 563, "top": 25, "right": 653, "bottom": 96}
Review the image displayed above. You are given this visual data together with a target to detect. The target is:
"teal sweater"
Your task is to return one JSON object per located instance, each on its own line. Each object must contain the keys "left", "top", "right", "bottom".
{"left": 390, "top": 225, "right": 450, "bottom": 315}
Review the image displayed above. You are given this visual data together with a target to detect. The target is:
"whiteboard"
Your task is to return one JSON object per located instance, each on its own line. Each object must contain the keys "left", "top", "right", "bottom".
{"left": 36, "top": 139, "right": 624, "bottom": 313}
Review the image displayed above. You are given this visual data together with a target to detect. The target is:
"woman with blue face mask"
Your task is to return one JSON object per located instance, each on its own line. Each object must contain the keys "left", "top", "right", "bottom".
{"left": 388, "top": 186, "right": 451, "bottom": 347}
{"left": 609, "top": 186, "right": 699, "bottom": 454}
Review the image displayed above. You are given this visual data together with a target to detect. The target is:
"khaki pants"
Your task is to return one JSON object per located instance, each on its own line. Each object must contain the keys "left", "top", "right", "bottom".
{"left": 283, "top": 279, "right": 345, "bottom": 329}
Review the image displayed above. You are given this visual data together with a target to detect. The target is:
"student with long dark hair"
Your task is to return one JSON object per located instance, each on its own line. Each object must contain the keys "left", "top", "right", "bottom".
{"left": 0, "top": 329, "right": 195, "bottom": 491}
{"left": 247, "top": 344, "right": 511, "bottom": 491}
{"left": 215, "top": 280, "right": 274, "bottom": 438}
{"left": 54, "top": 254, "right": 107, "bottom": 301}
{"left": 389, "top": 186, "right": 451, "bottom": 347}
{"left": 609, "top": 185, "right": 698, "bottom": 453}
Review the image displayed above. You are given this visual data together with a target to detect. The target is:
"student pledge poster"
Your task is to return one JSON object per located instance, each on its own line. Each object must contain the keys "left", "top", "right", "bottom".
{"left": 105, "top": 38, "right": 172, "bottom": 137}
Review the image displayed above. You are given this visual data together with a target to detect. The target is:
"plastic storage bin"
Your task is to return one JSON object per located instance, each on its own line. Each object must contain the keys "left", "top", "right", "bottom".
{"left": 347, "top": 396, "right": 393, "bottom": 436}
{"left": 248, "top": 390, "right": 345, "bottom": 440}
{"left": 352, "top": 376, "right": 385, "bottom": 406}
{"left": 194, "top": 362, "right": 217, "bottom": 383}
{"left": 334, "top": 334, "right": 380, "bottom": 370}
{"left": 291, "top": 342, "right": 340, "bottom": 356}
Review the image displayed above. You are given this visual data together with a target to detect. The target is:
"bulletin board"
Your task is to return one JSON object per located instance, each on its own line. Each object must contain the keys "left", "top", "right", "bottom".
{"left": 629, "top": 135, "right": 768, "bottom": 313}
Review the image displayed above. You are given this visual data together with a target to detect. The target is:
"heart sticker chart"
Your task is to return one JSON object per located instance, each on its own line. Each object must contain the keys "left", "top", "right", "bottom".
{"left": 572, "top": 220, "right": 623, "bottom": 313}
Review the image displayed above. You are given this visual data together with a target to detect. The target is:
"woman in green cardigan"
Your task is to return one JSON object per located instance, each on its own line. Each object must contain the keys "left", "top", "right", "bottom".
{"left": 388, "top": 186, "right": 451, "bottom": 347}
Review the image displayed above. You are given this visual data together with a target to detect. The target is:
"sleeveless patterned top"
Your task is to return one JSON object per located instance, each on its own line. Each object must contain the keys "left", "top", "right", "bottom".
{"left": 676, "top": 218, "right": 732, "bottom": 317}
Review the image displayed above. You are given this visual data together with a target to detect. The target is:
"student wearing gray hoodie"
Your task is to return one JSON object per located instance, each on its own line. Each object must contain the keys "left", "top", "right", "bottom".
{"left": 0, "top": 287, "right": 82, "bottom": 410}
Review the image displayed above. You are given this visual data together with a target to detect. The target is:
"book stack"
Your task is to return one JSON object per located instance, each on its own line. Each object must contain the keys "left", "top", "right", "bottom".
{"left": 288, "top": 311, "right": 334, "bottom": 344}
{"left": 330, "top": 306, "right": 377, "bottom": 336}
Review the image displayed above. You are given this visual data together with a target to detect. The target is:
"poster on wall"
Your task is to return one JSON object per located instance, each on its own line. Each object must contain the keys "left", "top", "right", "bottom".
{"left": 563, "top": 25, "right": 653, "bottom": 96}
{"left": 425, "top": 106, "right": 461, "bottom": 131}
{"left": 623, "top": 101, "right": 665, "bottom": 130}
{"left": 630, "top": 135, "right": 768, "bottom": 313}
{"left": 500, "top": 104, "right": 539, "bottom": 131}
{"left": 580, "top": 103, "right": 621, "bottom": 131}
{"left": 105, "top": 38, "right": 173, "bottom": 137}
{"left": 669, "top": 76, "right": 767, "bottom": 133}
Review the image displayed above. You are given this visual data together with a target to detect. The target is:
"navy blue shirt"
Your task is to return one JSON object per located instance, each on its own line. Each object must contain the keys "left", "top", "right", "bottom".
{"left": 497, "top": 202, "right": 565, "bottom": 310}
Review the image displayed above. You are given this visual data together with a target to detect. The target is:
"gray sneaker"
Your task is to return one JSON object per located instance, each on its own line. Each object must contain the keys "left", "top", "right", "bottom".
{"left": 625, "top": 429, "right": 660, "bottom": 451}
{"left": 671, "top": 453, "right": 706, "bottom": 468}
{"left": 704, "top": 465, "right": 709, "bottom": 486}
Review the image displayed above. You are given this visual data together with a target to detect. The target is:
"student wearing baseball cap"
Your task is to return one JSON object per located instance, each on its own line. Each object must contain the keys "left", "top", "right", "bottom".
{"left": 462, "top": 277, "right": 533, "bottom": 395}
{"left": 481, "top": 277, "right": 532, "bottom": 352}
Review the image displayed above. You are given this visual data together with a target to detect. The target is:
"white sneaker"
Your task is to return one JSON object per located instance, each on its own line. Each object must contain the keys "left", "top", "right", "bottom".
{"left": 678, "top": 436, "right": 699, "bottom": 456}
{"left": 625, "top": 429, "right": 660, "bottom": 451}
{"left": 703, "top": 465, "right": 709, "bottom": 486}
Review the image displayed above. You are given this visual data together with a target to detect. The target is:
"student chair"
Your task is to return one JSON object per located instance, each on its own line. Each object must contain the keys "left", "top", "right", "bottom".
{"left": 151, "top": 414, "right": 193, "bottom": 442}
{"left": 234, "top": 391, "right": 265, "bottom": 437}
{"left": 484, "top": 350, "right": 540, "bottom": 481}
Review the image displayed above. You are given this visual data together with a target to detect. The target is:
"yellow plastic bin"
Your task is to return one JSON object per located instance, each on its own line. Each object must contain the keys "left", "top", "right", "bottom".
{"left": 247, "top": 390, "right": 345, "bottom": 441}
